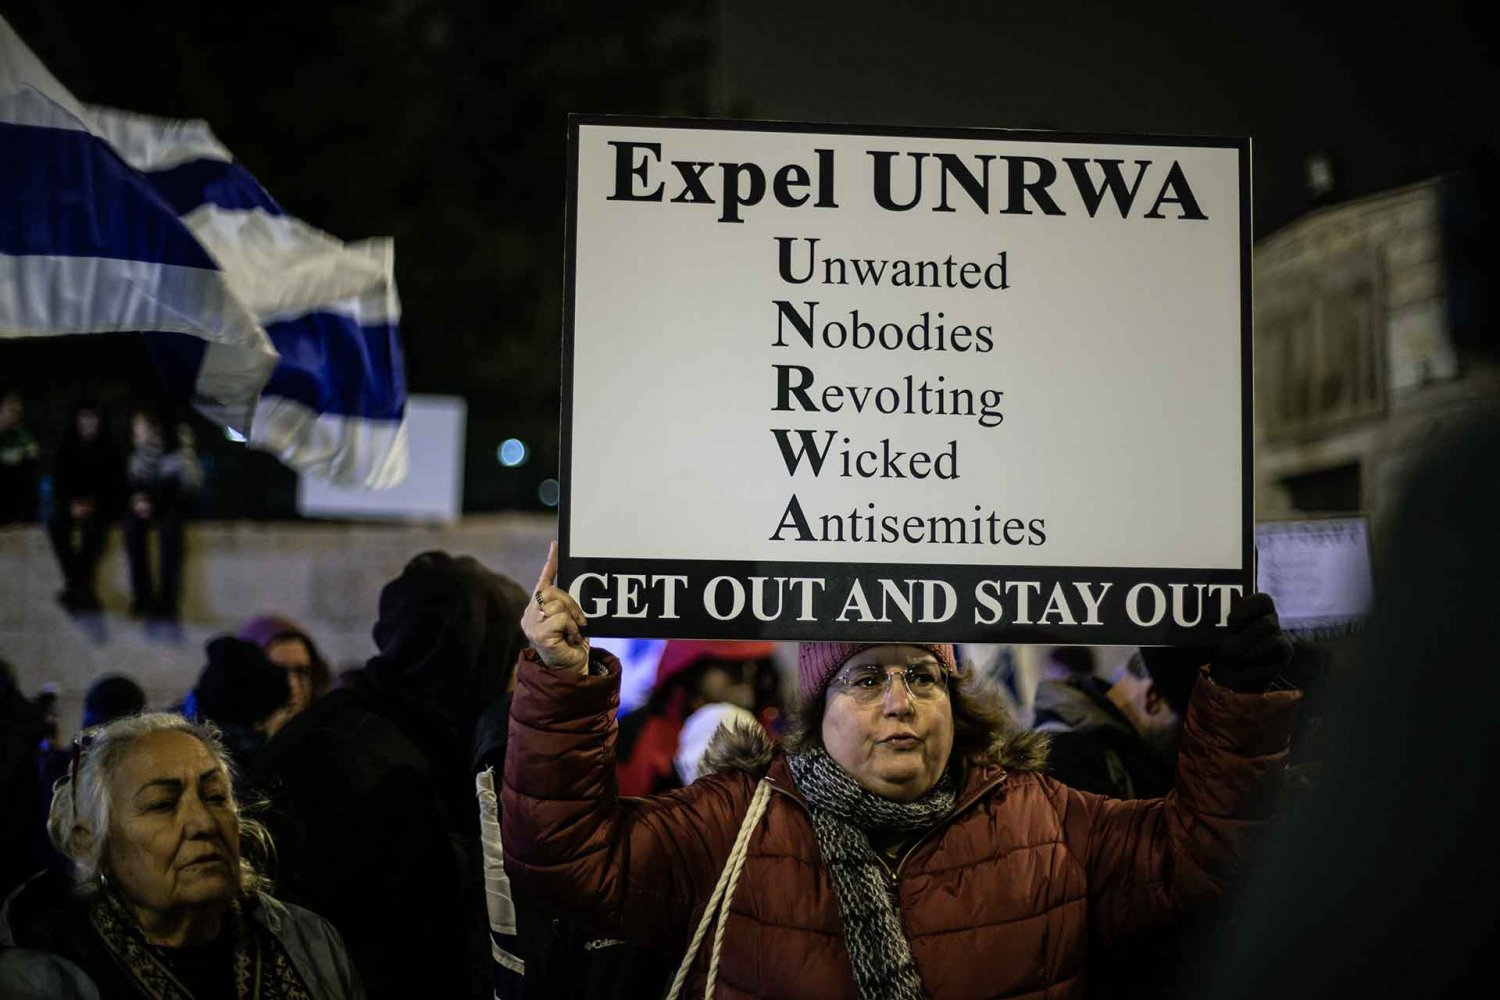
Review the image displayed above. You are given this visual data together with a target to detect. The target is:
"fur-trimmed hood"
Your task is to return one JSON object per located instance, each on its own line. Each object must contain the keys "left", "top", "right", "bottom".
{"left": 699, "top": 714, "right": 1049, "bottom": 780}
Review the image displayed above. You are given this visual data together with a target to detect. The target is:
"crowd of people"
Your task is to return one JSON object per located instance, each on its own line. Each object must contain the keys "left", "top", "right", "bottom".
{"left": 0, "top": 546, "right": 1305, "bottom": 999}
{"left": 1, "top": 412, "right": 1494, "bottom": 998}
{"left": 1, "top": 392, "right": 202, "bottom": 624}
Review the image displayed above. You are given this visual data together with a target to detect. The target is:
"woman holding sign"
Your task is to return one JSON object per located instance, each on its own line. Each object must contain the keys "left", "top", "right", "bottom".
{"left": 502, "top": 543, "right": 1300, "bottom": 999}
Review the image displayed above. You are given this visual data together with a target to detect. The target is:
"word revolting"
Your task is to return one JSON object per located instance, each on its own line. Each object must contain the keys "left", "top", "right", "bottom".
{"left": 771, "top": 367, "right": 1004, "bottom": 427}
{"left": 605, "top": 140, "right": 1208, "bottom": 224}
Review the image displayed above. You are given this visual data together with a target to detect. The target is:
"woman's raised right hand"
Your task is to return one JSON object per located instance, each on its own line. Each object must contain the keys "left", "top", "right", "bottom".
{"left": 523, "top": 541, "right": 591, "bottom": 673}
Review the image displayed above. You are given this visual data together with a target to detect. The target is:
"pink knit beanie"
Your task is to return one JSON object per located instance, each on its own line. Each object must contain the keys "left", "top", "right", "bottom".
{"left": 797, "top": 642, "right": 957, "bottom": 701}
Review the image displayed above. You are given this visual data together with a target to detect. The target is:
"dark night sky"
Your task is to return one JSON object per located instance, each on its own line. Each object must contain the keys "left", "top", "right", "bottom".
{"left": 719, "top": 0, "right": 1495, "bottom": 236}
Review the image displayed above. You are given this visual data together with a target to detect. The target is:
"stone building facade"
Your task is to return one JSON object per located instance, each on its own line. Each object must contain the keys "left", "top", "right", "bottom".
{"left": 1253, "top": 175, "right": 1500, "bottom": 530}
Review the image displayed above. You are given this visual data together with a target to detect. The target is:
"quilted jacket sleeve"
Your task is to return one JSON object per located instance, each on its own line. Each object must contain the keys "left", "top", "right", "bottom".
{"left": 500, "top": 648, "right": 754, "bottom": 952}
{"left": 1053, "top": 668, "right": 1302, "bottom": 945}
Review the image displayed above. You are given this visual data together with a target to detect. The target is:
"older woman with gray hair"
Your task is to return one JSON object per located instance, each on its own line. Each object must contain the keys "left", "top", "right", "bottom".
{"left": 503, "top": 544, "right": 1303, "bottom": 998}
{"left": 0, "top": 712, "right": 362, "bottom": 999}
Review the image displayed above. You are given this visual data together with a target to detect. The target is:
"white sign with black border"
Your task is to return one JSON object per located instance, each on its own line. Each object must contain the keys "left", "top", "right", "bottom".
{"left": 559, "top": 116, "right": 1252, "bottom": 644}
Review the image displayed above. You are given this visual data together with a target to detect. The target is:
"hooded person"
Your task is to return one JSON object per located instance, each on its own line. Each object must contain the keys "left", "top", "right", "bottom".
{"left": 81, "top": 675, "right": 147, "bottom": 729}
{"left": 188, "top": 637, "right": 291, "bottom": 772}
{"left": 248, "top": 552, "right": 530, "bottom": 1000}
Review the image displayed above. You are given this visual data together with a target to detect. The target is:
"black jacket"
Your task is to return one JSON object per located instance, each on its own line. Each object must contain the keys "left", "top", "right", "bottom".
{"left": 51, "top": 429, "right": 124, "bottom": 519}
{"left": 1032, "top": 677, "right": 1175, "bottom": 799}
{"left": 249, "top": 553, "right": 529, "bottom": 1000}
{"left": 474, "top": 697, "right": 673, "bottom": 1000}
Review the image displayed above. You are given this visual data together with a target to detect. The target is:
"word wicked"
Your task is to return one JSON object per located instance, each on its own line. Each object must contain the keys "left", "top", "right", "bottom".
{"left": 771, "top": 431, "right": 960, "bottom": 480}
{"left": 606, "top": 141, "right": 1208, "bottom": 223}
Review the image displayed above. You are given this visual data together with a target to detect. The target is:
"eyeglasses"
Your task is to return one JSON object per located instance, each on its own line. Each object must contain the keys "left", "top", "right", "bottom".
{"left": 70, "top": 730, "right": 96, "bottom": 825}
{"left": 828, "top": 663, "right": 950, "bottom": 705}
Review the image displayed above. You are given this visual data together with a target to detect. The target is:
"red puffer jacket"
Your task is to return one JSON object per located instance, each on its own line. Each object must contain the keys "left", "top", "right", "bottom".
{"left": 503, "top": 650, "right": 1301, "bottom": 999}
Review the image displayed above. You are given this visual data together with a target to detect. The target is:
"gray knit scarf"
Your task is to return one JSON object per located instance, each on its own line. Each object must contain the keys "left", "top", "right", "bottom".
{"left": 786, "top": 747, "right": 955, "bottom": 1000}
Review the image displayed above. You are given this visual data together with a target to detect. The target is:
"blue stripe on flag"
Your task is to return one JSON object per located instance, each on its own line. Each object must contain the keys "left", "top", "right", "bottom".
{"left": 262, "top": 311, "right": 407, "bottom": 420}
{"left": 0, "top": 121, "right": 218, "bottom": 269}
{"left": 145, "top": 158, "right": 285, "bottom": 217}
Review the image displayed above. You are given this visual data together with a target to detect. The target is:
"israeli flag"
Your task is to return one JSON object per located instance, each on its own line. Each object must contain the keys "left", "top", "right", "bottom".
{"left": 1, "top": 16, "right": 408, "bottom": 488}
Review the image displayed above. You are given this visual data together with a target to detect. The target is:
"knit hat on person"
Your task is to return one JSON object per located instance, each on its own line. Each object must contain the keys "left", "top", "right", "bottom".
{"left": 194, "top": 636, "right": 290, "bottom": 728}
{"left": 239, "top": 613, "right": 333, "bottom": 698}
{"left": 655, "top": 640, "right": 777, "bottom": 689}
{"left": 797, "top": 642, "right": 957, "bottom": 702}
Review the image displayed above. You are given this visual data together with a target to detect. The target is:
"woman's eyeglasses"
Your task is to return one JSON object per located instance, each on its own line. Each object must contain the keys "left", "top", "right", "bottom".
{"left": 828, "top": 663, "right": 950, "bottom": 704}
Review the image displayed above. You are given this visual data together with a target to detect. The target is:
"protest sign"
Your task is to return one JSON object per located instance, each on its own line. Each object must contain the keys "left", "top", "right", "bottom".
{"left": 1255, "top": 517, "right": 1373, "bottom": 639}
{"left": 559, "top": 116, "right": 1251, "bottom": 643}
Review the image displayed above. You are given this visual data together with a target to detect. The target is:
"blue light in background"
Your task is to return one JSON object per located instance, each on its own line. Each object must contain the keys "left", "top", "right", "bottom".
{"left": 538, "top": 478, "right": 560, "bottom": 507}
{"left": 498, "top": 438, "right": 528, "bottom": 467}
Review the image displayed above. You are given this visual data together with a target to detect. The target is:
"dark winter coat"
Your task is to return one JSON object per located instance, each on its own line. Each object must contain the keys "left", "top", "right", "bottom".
{"left": 1033, "top": 677, "right": 1176, "bottom": 799}
{"left": 125, "top": 442, "right": 200, "bottom": 520}
{"left": 51, "top": 429, "right": 124, "bottom": 520}
{"left": 503, "top": 649, "right": 1301, "bottom": 998}
{"left": 475, "top": 681, "right": 675, "bottom": 999}
{"left": 249, "top": 553, "right": 529, "bottom": 1000}
{"left": 0, "top": 680, "right": 49, "bottom": 903}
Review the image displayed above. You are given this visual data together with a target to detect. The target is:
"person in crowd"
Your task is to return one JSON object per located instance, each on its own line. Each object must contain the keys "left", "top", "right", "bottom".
{"left": 0, "top": 388, "right": 40, "bottom": 524}
{"left": 37, "top": 675, "right": 153, "bottom": 867}
{"left": 1033, "top": 649, "right": 1180, "bottom": 799}
{"left": 187, "top": 637, "right": 292, "bottom": 773}
{"left": 1038, "top": 648, "right": 1207, "bottom": 998}
{"left": 0, "top": 712, "right": 362, "bottom": 998}
{"left": 1, "top": 657, "right": 51, "bottom": 902}
{"left": 504, "top": 542, "right": 1301, "bottom": 998}
{"left": 123, "top": 410, "right": 201, "bottom": 622}
{"left": 46, "top": 401, "right": 125, "bottom": 614}
{"left": 82, "top": 675, "right": 148, "bottom": 729}
{"left": 42, "top": 674, "right": 150, "bottom": 795}
{"left": 249, "top": 551, "right": 530, "bottom": 1000}
{"left": 474, "top": 633, "right": 675, "bottom": 999}
{"left": 239, "top": 614, "right": 333, "bottom": 733}
{"left": 616, "top": 639, "right": 774, "bottom": 796}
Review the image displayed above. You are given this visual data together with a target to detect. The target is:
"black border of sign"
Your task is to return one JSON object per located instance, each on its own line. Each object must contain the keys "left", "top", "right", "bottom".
{"left": 557, "top": 114, "right": 1254, "bottom": 640}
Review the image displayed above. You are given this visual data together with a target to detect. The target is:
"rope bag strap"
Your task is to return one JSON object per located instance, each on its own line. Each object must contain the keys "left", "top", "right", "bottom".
{"left": 664, "top": 778, "right": 773, "bottom": 1000}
